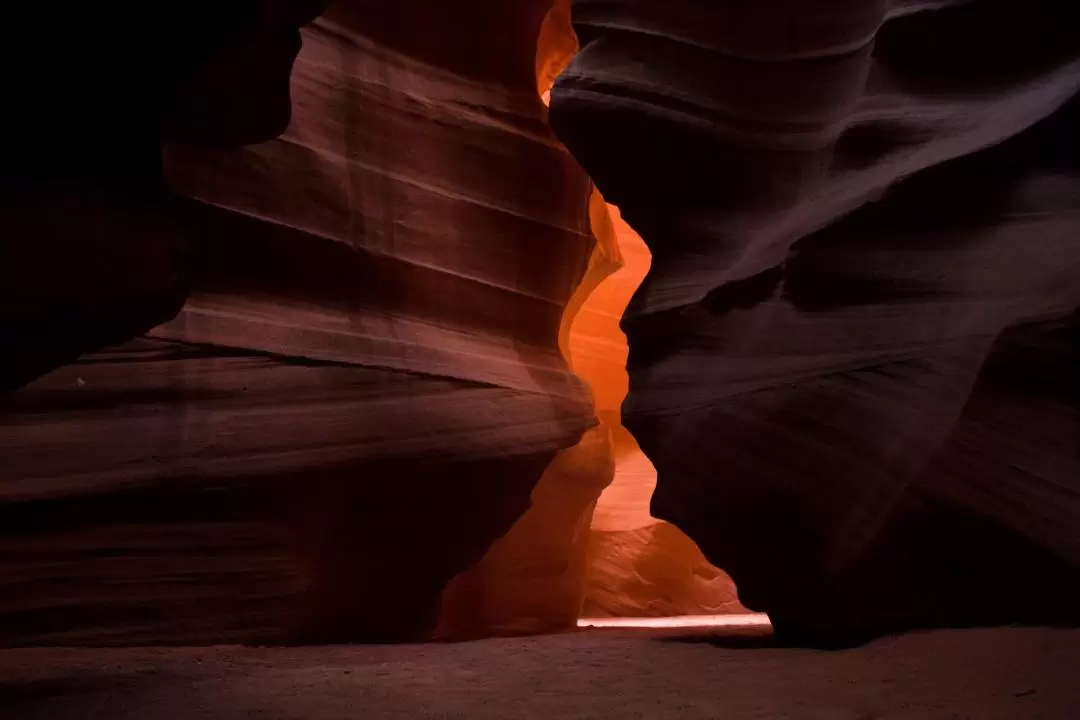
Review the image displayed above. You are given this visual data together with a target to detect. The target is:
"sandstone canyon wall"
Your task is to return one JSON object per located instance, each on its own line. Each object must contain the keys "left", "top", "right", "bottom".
{"left": 577, "top": 206, "right": 746, "bottom": 618}
{"left": 9, "top": 0, "right": 1071, "bottom": 649}
{"left": 432, "top": 0, "right": 615, "bottom": 638}
{"left": 437, "top": 0, "right": 745, "bottom": 635}
{"left": 1, "top": 0, "right": 599, "bottom": 646}
{"left": 551, "top": 0, "right": 1080, "bottom": 643}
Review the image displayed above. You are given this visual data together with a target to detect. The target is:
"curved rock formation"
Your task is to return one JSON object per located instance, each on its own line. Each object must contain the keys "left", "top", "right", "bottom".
{"left": 579, "top": 206, "right": 745, "bottom": 618}
{"left": 584, "top": 523, "right": 745, "bottom": 618}
{"left": 435, "top": 1, "right": 620, "bottom": 638}
{"left": 437, "top": 2, "right": 745, "bottom": 633}
{"left": 551, "top": 0, "right": 1080, "bottom": 642}
{"left": 0, "top": 1, "right": 597, "bottom": 645}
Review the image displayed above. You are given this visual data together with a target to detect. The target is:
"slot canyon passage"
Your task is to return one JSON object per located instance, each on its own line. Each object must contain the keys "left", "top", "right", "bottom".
{"left": 1, "top": 1, "right": 1079, "bottom": 718}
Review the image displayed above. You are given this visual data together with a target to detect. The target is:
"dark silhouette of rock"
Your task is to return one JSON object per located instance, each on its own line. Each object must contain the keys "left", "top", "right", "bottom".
{"left": 550, "top": 0, "right": 1080, "bottom": 643}
{"left": 2, "top": 1, "right": 330, "bottom": 393}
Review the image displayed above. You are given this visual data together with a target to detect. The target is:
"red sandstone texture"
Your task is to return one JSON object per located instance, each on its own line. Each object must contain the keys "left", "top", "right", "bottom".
{"left": 1, "top": 1, "right": 599, "bottom": 645}
{"left": 438, "top": 0, "right": 742, "bottom": 635}
{"left": 4, "top": 0, "right": 1079, "bottom": 649}
{"left": 2, "top": 0, "right": 740, "bottom": 647}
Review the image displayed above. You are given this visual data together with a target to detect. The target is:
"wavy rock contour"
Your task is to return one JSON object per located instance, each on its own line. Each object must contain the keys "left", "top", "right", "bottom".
{"left": 550, "top": 0, "right": 1080, "bottom": 641}
{"left": 0, "top": 0, "right": 596, "bottom": 646}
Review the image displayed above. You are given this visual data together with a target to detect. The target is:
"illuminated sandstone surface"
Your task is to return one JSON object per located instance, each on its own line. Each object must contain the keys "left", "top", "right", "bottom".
{"left": 432, "top": 0, "right": 614, "bottom": 638}
{"left": 576, "top": 207, "right": 747, "bottom": 617}
{"left": 551, "top": 0, "right": 1080, "bottom": 642}
{"left": 438, "top": 1, "right": 746, "bottom": 633}
{"left": 1, "top": 1, "right": 597, "bottom": 645}
{"left": 542, "top": 1, "right": 745, "bottom": 620}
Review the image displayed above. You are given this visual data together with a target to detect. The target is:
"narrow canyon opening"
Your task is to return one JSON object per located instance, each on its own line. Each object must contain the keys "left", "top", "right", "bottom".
{"left": 566, "top": 203, "right": 755, "bottom": 626}
{"left": 434, "top": 2, "right": 759, "bottom": 638}
{"left": 538, "top": 1, "right": 757, "bottom": 629}
{"left": 4, "top": 0, "right": 1079, "bottom": 666}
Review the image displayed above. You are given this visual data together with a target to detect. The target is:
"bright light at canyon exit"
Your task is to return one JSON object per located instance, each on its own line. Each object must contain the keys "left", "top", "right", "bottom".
{"left": 579, "top": 614, "right": 772, "bottom": 630}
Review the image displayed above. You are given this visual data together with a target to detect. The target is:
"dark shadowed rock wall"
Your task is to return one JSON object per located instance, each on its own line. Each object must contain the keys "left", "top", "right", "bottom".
{"left": 550, "top": 0, "right": 1080, "bottom": 643}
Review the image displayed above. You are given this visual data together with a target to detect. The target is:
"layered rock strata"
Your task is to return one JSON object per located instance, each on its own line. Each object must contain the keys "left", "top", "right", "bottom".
{"left": 1, "top": 1, "right": 331, "bottom": 393}
{"left": 551, "top": 0, "right": 1080, "bottom": 641}
{"left": 435, "top": 0, "right": 618, "bottom": 637}
{"left": 1, "top": 1, "right": 597, "bottom": 645}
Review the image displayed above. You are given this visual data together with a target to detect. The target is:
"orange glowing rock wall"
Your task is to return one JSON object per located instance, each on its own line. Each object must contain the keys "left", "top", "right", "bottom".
{"left": 435, "top": 0, "right": 617, "bottom": 637}
{"left": 539, "top": 5, "right": 745, "bottom": 617}
{"left": 438, "top": 0, "right": 744, "bottom": 635}
{"left": 578, "top": 208, "right": 747, "bottom": 617}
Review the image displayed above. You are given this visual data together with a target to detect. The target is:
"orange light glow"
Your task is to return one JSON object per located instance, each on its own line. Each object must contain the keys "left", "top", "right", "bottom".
{"left": 537, "top": 0, "right": 746, "bottom": 621}
{"left": 538, "top": 8, "right": 660, "bottom": 534}
{"left": 571, "top": 207, "right": 657, "bottom": 533}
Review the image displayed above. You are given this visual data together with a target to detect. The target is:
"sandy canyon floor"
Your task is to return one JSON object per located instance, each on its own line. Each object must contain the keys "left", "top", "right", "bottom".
{"left": 2, "top": 626, "right": 1078, "bottom": 719}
